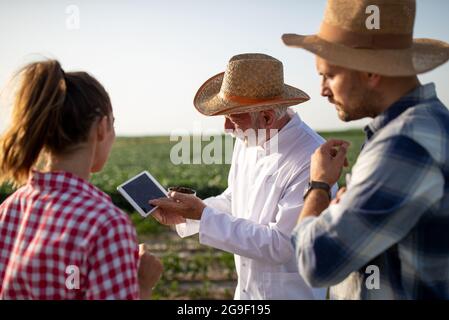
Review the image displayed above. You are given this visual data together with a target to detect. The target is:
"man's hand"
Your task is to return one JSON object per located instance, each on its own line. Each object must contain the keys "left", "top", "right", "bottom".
{"left": 149, "top": 192, "right": 206, "bottom": 220}
{"left": 152, "top": 208, "right": 186, "bottom": 225}
{"left": 330, "top": 186, "right": 347, "bottom": 205}
{"left": 311, "top": 139, "right": 350, "bottom": 186}
{"left": 138, "top": 244, "right": 163, "bottom": 300}
{"left": 297, "top": 140, "right": 350, "bottom": 223}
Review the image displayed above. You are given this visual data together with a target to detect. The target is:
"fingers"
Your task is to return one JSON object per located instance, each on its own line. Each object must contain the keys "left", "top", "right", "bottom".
{"left": 149, "top": 197, "right": 191, "bottom": 224}
{"left": 150, "top": 192, "right": 198, "bottom": 206}
{"left": 323, "top": 140, "right": 349, "bottom": 161}
{"left": 149, "top": 192, "right": 191, "bottom": 207}
{"left": 138, "top": 243, "right": 163, "bottom": 299}
{"left": 330, "top": 148, "right": 338, "bottom": 158}
{"left": 150, "top": 192, "right": 205, "bottom": 220}
{"left": 331, "top": 187, "right": 347, "bottom": 205}
{"left": 152, "top": 209, "right": 186, "bottom": 225}
{"left": 321, "top": 139, "right": 351, "bottom": 152}
{"left": 151, "top": 209, "right": 164, "bottom": 223}
{"left": 139, "top": 243, "right": 148, "bottom": 256}
{"left": 149, "top": 197, "right": 178, "bottom": 210}
{"left": 334, "top": 143, "right": 349, "bottom": 164}
{"left": 138, "top": 243, "right": 162, "bottom": 269}
{"left": 149, "top": 197, "right": 188, "bottom": 218}
{"left": 168, "top": 191, "right": 196, "bottom": 202}
{"left": 336, "top": 186, "right": 347, "bottom": 197}
{"left": 318, "top": 139, "right": 351, "bottom": 168}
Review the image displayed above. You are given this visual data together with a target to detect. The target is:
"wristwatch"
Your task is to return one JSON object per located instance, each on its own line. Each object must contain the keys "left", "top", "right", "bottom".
{"left": 303, "top": 181, "right": 331, "bottom": 201}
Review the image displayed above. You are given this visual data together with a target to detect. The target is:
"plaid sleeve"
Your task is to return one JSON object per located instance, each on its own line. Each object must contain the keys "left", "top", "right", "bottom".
{"left": 292, "top": 134, "right": 445, "bottom": 287}
{"left": 85, "top": 212, "right": 140, "bottom": 300}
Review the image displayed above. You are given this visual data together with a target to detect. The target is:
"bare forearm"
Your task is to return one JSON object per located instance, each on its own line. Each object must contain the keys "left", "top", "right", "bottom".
{"left": 298, "top": 189, "right": 330, "bottom": 223}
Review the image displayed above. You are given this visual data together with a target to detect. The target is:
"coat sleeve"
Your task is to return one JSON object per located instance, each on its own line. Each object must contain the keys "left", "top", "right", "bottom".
{"left": 176, "top": 187, "right": 232, "bottom": 238}
{"left": 197, "top": 167, "right": 318, "bottom": 265}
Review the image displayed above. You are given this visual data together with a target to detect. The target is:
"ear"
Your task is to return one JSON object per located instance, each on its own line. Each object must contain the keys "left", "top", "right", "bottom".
{"left": 224, "top": 116, "right": 235, "bottom": 131}
{"left": 361, "top": 72, "right": 382, "bottom": 89}
{"left": 96, "top": 116, "right": 109, "bottom": 142}
{"left": 261, "top": 110, "right": 276, "bottom": 127}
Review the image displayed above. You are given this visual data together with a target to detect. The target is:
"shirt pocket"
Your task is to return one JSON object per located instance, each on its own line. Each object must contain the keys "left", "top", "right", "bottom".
{"left": 262, "top": 272, "right": 325, "bottom": 300}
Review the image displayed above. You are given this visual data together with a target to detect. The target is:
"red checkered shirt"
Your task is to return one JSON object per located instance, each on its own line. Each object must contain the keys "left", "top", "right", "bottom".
{"left": 0, "top": 171, "right": 140, "bottom": 299}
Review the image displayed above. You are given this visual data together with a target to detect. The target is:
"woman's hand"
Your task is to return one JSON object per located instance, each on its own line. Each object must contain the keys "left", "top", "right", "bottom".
{"left": 138, "top": 244, "right": 163, "bottom": 300}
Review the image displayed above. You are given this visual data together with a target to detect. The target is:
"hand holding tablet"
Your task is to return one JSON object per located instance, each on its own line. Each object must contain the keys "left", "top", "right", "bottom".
{"left": 117, "top": 171, "right": 168, "bottom": 218}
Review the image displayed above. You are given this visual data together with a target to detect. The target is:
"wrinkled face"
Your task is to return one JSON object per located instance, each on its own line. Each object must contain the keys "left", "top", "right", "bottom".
{"left": 224, "top": 112, "right": 255, "bottom": 132}
{"left": 223, "top": 112, "right": 264, "bottom": 144}
{"left": 316, "top": 57, "right": 376, "bottom": 121}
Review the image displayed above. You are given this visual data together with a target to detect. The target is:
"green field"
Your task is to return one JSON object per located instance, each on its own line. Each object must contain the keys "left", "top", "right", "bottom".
{"left": 0, "top": 129, "right": 365, "bottom": 299}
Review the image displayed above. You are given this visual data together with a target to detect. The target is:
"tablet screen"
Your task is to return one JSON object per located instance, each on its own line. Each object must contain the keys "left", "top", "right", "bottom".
{"left": 121, "top": 173, "right": 166, "bottom": 214}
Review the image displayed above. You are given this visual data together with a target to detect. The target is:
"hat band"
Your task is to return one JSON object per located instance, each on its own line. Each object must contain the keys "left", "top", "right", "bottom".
{"left": 220, "top": 92, "right": 283, "bottom": 105}
{"left": 318, "top": 22, "right": 413, "bottom": 49}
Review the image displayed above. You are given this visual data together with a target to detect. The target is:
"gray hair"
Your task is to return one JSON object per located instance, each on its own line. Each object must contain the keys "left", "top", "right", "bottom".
{"left": 273, "top": 106, "right": 289, "bottom": 119}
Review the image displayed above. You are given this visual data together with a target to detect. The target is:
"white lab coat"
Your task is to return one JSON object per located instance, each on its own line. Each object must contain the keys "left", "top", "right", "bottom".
{"left": 177, "top": 112, "right": 334, "bottom": 299}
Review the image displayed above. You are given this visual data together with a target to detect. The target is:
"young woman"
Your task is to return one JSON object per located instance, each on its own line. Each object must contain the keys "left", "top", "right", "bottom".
{"left": 0, "top": 60, "right": 162, "bottom": 299}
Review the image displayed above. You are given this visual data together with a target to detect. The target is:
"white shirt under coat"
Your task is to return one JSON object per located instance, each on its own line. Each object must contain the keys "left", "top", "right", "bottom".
{"left": 176, "top": 112, "right": 334, "bottom": 300}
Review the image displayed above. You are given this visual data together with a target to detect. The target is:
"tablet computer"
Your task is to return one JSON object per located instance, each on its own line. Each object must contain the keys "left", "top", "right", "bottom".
{"left": 117, "top": 171, "right": 168, "bottom": 218}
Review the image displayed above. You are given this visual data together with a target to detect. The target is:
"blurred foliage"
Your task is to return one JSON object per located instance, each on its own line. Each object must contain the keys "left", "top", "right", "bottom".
{"left": 1, "top": 130, "right": 364, "bottom": 206}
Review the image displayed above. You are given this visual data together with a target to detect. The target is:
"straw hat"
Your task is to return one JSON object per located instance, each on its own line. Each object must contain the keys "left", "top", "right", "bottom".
{"left": 282, "top": 0, "right": 449, "bottom": 76}
{"left": 194, "top": 53, "right": 310, "bottom": 116}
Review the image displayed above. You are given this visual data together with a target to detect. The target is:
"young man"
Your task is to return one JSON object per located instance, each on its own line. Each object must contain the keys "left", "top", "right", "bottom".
{"left": 283, "top": 0, "right": 449, "bottom": 299}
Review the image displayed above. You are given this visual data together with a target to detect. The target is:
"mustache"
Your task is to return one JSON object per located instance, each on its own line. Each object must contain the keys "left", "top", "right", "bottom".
{"left": 328, "top": 97, "right": 341, "bottom": 106}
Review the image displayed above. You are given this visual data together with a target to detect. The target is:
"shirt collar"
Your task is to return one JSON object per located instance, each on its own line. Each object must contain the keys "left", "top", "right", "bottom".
{"left": 29, "top": 170, "right": 111, "bottom": 202}
{"left": 364, "top": 83, "right": 437, "bottom": 141}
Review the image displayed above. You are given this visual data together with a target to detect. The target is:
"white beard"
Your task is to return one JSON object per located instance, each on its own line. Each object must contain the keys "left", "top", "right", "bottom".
{"left": 226, "top": 129, "right": 247, "bottom": 142}
{"left": 226, "top": 129, "right": 268, "bottom": 147}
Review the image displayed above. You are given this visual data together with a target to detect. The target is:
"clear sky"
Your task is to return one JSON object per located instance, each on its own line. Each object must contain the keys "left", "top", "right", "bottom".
{"left": 0, "top": 0, "right": 448, "bottom": 136}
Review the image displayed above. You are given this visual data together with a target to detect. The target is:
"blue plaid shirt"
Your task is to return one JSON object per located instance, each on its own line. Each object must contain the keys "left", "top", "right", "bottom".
{"left": 292, "top": 83, "right": 449, "bottom": 299}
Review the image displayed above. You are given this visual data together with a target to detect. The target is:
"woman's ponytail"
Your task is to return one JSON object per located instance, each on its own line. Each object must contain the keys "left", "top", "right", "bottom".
{"left": 0, "top": 59, "right": 111, "bottom": 187}
{"left": 0, "top": 60, "right": 67, "bottom": 186}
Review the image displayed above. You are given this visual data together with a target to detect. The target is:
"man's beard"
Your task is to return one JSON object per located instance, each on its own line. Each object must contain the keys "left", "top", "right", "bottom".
{"left": 328, "top": 98, "right": 351, "bottom": 122}
{"left": 227, "top": 129, "right": 247, "bottom": 142}
{"left": 330, "top": 90, "right": 377, "bottom": 122}
{"left": 226, "top": 113, "right": 262, "bottom": 146}
{"left": 226, "top": 129, "right": 260, "bottom": 147}
{"left": 336, "top": 106, "right": 352, "bottom": 122}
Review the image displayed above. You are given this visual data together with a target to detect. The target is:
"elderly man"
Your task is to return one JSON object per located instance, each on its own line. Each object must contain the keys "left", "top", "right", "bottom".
{"left": 151, "top": 53, "right": 336, "bottom": 300}
{"left": 283, "top": 0, "right": 449, "bottom": 299}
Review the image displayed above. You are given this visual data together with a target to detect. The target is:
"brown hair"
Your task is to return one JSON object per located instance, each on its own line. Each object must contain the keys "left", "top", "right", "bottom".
{"left": 0, "top": 59, "right": 112, "bottom": 187}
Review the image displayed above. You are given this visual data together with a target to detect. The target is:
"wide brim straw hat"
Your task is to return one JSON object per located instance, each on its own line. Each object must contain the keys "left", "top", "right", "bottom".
{"left": 282, "top": 0, "right": 449, "bottom": 76}
{"left": 194, "top": 53, "right": 310, "bottom": 116}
